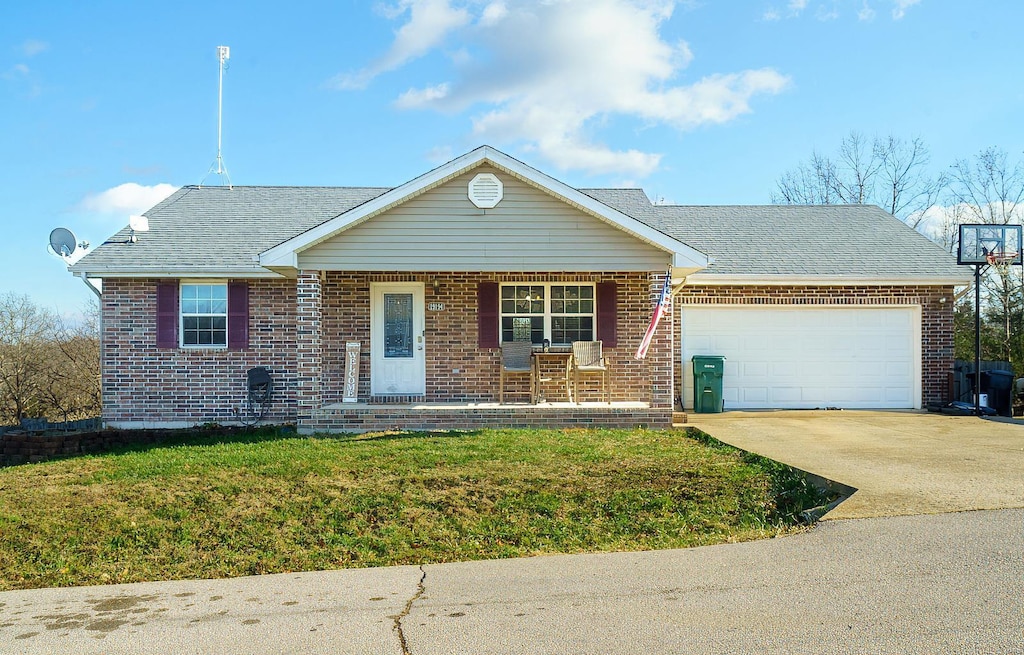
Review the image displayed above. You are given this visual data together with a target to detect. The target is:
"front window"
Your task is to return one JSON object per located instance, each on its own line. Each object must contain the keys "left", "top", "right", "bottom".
{"left": 180, "top": 283, "right": 227, "bottom": 347}
{"left": 500, "top": 283, "right": 594, "bottom": 345}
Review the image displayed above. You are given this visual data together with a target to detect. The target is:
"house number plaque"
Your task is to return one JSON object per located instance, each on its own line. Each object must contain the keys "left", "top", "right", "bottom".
{"left": 343, "top": 342, "right": 360, "bottom": 402}
{"left": 428, "top": 302, "right": 445, "bottom": 311}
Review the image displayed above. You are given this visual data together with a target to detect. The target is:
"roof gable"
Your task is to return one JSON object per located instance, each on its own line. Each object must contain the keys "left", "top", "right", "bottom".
{"left": 258, "top": 146, "right": 710, "bottom": 273}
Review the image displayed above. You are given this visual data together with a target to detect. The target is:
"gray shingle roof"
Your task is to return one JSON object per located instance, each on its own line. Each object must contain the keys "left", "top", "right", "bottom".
{"left": 583, "top": 189, "right": 966, "bottom": 279}
{"left": 71, "top": 186, "right": 390, "bottom": 275}
{"left": 72, "top": 183, "right": 967, "bottom": 282}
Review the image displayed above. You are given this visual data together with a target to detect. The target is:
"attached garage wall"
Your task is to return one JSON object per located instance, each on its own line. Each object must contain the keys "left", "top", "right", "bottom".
{"left": 681, "top": 306, "right": 920, "bottom": 409}
{"left": 674, "top": 285, "right": 955, "bottom": 410}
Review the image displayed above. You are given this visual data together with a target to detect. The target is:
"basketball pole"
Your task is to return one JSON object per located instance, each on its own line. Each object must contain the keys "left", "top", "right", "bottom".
{"left": 974, "top": 263, "right": 982, "bottom": 416}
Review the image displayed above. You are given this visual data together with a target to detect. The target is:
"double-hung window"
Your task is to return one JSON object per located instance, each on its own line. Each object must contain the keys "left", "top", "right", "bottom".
{"left": 180, "top": 283, "right": 228, "bottom": 347}
{"left": 500, "top": 283, "right": 594, "bottom": 345}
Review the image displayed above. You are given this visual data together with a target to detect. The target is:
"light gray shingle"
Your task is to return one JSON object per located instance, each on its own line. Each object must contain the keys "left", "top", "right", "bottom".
{"left": 73, "top": 184, "right": 965, "bottom": 281}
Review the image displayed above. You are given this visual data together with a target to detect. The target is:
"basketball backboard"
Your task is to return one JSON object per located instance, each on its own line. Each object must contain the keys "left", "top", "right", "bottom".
{"left": 958, "top": 224, "right": 1024, "bottom": 265}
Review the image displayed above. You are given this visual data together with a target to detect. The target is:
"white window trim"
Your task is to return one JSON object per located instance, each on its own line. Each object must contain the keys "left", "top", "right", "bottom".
{"left": 179, "top": 280, "right": 229, "bottom": 349}
{"left": 499, "top": 282, "right": 596, "bottom": 345}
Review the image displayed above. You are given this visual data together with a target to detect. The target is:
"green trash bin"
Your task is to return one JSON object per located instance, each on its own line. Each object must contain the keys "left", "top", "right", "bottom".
{"left": 691, "top": 355, "right": 726, "bottom": 413}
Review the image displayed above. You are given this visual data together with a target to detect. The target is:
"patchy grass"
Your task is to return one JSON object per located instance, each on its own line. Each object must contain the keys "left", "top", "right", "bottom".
{"left": 0, "top": 427, "right": 827, "bottom": 590}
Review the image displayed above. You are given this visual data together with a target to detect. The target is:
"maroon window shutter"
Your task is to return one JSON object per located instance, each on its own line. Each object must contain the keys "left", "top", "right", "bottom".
{"left": 478, "top": 282, "right": 499, "bottom": 348}
{"left": 597, "top": 281, "right": 618, "bottom": 348}
{"left": 228, "top": 281, "right": 249, "bottom": 351}
{"left": 156, "top": 282, "right": 179, "bottom": 348}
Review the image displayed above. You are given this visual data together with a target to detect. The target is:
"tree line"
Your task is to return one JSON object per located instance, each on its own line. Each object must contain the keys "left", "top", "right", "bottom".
{"left": 773, "top": 132, "right": 1024, "bottom": 369}
{"left": 0, "top": 292, "right": 101, "bottom": 425}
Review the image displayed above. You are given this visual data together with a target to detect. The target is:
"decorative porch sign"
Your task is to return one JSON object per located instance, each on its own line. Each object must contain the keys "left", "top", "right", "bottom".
{"left": 635, "top": 271, "right": 672, "bottom": 360}
{"left": 343, "top": 342, "right": 361, "bottom": 402}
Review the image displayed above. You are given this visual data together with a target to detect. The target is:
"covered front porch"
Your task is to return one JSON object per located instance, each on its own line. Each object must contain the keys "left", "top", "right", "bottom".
{"left": 292, "top": 269, "right": 680, "bottom": 433}
{"left": 302, "top": 400, "right": 676, "bottom": 434}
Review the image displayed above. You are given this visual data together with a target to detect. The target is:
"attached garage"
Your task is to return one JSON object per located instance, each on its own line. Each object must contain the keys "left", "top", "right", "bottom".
{"left": 680, "top": 305, "right": 921, "bottom": 410}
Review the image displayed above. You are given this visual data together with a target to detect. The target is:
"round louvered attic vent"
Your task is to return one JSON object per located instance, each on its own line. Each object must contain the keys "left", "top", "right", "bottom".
{"left": 468, "top": 173, "right": 503, "bottom": 209}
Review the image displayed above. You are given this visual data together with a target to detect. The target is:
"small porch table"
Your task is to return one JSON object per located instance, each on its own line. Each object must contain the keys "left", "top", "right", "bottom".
{"left": 531, "top": 350, "right": 573, "bottom": 403}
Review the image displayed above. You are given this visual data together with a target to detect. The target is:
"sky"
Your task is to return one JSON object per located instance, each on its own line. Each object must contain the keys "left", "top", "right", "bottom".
{"left": 3, "top": 0, "right": 1024, "bottom": 317}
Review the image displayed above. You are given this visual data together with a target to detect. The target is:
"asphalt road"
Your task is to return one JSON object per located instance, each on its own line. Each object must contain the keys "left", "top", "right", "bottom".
{"left": 2, "top": 508, "right": 1021, "bottom": 654}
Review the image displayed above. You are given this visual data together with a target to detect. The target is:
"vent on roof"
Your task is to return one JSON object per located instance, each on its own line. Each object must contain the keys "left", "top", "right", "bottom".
{"left": 468, "top": 173, "right": 503, "bottom": 209}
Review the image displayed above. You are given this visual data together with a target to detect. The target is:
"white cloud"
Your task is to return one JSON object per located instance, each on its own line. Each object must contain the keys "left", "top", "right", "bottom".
{"left": 19, "top": 40, "right": 48, "bottom": 57}
{"left": 329, "top": 0, "right": 470, "bottom": 90}
{"left": 892, "top": 0, "right": 920, "bottom": 19}
{"left": 2, "top": 63, "right": 30, "bottom": 79}
{"left": 816, "top": 1, "right": 840, "bottom": 20}
{"left": 479, "top": 1, "right": 508, "bottom": 26}
{"left": 338, "top": 0, "right": 789, "bottom": 178}
{"left": 79, "top": 183, "right": 178, "bottom": 216}
{"left": 396, "top": 82, "right": 450, "bottom": 108}
{"left": 765, "top": 0, "right": 920, "bottom": 22}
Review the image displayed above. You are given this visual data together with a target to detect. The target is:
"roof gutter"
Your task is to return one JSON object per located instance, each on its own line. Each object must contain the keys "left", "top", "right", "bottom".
{"left": 684, "top": 274, "right": 972, "bottom": 286}
{"left": 80, "top": 276, "right": 102, "bottom": 298}
{"left": 70, "top": 267, "right": 284, "bottom": 279}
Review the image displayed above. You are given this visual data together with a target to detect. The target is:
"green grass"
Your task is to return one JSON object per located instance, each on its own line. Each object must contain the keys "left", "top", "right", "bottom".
{"left": 0, "top": 427, "right": 827, "bottom": 590}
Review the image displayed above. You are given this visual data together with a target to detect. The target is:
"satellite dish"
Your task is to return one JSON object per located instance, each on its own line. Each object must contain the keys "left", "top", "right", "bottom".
{"left": 49, "top": 227, "right": 78, "bottom": 258}
{"left": 128, "top": 215, "right": 149, "bottom": 243}
{"left": 129, "top": 215, "right": 149, "bottom": 232}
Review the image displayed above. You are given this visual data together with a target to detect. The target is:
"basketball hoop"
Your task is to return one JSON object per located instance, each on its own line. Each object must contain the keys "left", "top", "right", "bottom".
{"left": 985, "top": 250, "right": 1020, "bottom": 273}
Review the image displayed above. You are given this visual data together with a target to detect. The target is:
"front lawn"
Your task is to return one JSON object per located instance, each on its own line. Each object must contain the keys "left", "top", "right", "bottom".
{"left": 0, "top": 427, "right": 826, "bottom": 590}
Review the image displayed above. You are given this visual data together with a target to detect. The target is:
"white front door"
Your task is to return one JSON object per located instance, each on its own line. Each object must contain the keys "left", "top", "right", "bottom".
{"left": 370, "top": 283, "right": 426, "bottom": 396}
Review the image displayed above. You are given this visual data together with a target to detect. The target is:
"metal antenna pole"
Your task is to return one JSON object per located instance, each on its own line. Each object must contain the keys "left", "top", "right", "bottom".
{"left": 217, "top": 47, "right": 225, "bottom": 173}
{"left": 215, "top": 45, "right": 231, "bottom": 185}
{"left": 201, "top": 46, "right": 232, "bottom": 188}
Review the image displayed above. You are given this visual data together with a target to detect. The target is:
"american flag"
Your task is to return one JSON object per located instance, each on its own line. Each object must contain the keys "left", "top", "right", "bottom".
{"left": 635, "top": 272, "right": 672, "bottom": 360}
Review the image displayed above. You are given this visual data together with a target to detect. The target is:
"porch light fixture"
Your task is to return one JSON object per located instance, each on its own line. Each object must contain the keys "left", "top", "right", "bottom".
{"left": 430, "top": 278, "right": 440, "bottom": 293}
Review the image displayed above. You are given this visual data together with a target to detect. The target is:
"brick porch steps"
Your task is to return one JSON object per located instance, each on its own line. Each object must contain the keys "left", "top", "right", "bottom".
{"left": 302, "top": 402, "right": 672, "bottom": 434}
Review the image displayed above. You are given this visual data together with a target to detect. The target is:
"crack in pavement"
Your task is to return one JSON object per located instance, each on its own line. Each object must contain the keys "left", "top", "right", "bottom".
{"left": 392, "top": 566, "right": 426, "bottom": 655}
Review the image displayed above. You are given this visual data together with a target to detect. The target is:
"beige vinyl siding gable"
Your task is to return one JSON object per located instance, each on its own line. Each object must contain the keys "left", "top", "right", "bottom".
{"left": 298, "top": 167, "right": 671, "bottom": 271}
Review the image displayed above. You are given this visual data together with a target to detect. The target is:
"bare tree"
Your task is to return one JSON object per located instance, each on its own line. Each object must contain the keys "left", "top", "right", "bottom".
{"left": 0, "top": 293, "right": 55, "bottom": 422}
{"left": 946, "top": 147, "right": 1024, "bottom": 364}
{"left": 772, "top": 131, "right": 945, "bottom": 229}
{"left": 43, "top": 302, "right": 101, "bottom": 421}
{"left": 0, "top": 294, "right": 101, "bottom": 424}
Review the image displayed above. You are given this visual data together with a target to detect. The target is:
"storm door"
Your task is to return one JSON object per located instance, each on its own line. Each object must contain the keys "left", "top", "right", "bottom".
{"left": 370, "top": 283, "right": 426, "bottom": 395}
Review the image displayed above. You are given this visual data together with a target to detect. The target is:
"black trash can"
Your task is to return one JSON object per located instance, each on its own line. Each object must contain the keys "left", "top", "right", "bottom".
{"left": 986, "top": 370, "right": 1014, "bottom": 417}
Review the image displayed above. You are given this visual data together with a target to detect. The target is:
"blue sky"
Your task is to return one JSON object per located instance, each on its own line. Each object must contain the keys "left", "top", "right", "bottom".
{"left": 3, "top": 0, "right": 1023, "bottom": 316}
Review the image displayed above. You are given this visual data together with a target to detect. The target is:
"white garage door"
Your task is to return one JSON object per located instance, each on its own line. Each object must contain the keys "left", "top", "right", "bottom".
{"left": 681, "top": 306, "right": 921, "bottom": 410}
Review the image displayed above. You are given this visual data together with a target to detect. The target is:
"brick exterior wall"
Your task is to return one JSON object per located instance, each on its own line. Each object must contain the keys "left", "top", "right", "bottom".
{"left": 101, "top": 278, "right": 298, "bottom": 426}
{"left": 674, "top": 284, "right": 956, "bottom": 407}
{"left": 101, "top": 272, "right": 674, "bottom": 428}
{"left": 100, "top": 276, "right": 953, "bottom": 428}
{"left": 319, "top": 271, "right": 673, "bottom": 408}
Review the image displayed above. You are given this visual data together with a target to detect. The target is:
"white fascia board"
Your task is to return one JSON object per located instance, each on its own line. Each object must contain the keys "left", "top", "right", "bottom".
{"left": 684, "top": 273, "right": 972, "bottom": 286}
{"left": 71, "top": 267, "right": 284, "bottom": 279}
{"left": 259, "top": 147, "right": 499, "bottom": 267}
{"left": 258, "top": 145, "right": 711, "bottom": 271}
{"left": 480, "top": 152, "right": 710, "bottom": 270}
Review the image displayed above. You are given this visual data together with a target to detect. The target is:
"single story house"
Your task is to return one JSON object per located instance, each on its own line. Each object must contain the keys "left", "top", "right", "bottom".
{"left": 70, "top": 146, "right": 969, "bottom": 432}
